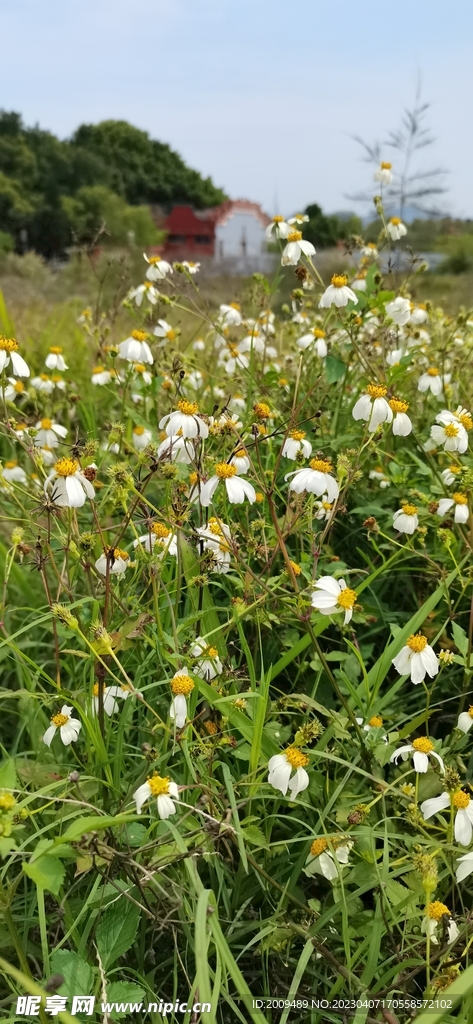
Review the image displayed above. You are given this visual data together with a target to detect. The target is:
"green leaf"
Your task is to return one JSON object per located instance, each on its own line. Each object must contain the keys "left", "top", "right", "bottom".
{"left": 105, "top": 984, "right": 146, "bottom": 1018}
{"left": 50, "top": 950, "right": 94, "bottom": 999}
{"left": 23, "top": 855, "right": 65, "bottom": 895}
{"left": 119, "top": 823, "right": 148, "bottom": 848}
{"left": 0, "top": 758, "right": 17, "bottom": 790}
{"left": 96, "top": 897, "right": 141, "bottom": 968}
{"left": 57, "top": 813, "right": 138, "bottom": 844}
{"left": 452, "top": 621, "right": 469, "bottom": 656}
{"left": 325, "top": 355, "right": 346, "bottom": 384}
{"left": 0, "top": 836, "right": 17, "bottom": 857}
{"left": 241, "top": 825, "right": 269, "bottom": 850}
{"left": 397, "top": 709, "right": 434, "bottom": 740}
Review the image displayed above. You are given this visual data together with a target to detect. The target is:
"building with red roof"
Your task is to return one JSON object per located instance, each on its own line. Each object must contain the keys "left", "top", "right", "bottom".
{"left": 161, "top": 199, "right": 271, "bottom": 264}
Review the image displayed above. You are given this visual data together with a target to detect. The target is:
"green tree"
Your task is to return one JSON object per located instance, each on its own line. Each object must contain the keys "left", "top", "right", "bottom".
{"left": 62, "top": 185, "right": 161, "bottom": 247}
{"left": 303, "top": 204, "right": 361, "bottom": 249}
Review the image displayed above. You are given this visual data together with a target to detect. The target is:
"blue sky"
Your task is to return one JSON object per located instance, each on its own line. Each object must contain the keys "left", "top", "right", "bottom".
{"left": 3, "top": 0, "right": 472, "bottom": 217}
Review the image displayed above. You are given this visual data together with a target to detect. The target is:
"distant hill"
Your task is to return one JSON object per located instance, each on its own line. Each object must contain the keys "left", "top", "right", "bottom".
{"left": 0, "top": 113, "right": 226, "bottom": 257}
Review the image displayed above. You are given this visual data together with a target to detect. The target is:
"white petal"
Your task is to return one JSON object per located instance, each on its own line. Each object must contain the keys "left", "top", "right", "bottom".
{"left": 455, "top": 808, "right": 473, "bottom": 846}
{"left": 156, "top": 794, "right": 176, "bottom": 819}
{"left": 134, "top": 782, "right": 152, "bottom": 814}
{"left": 170, "top": 694, "right": 187, "bottom": 728}
{"left": 412, "top": 751, "right": 428, "bottom": 773}
{"left": 43, "top": 724, "right": 57, "bottom": 747}
{"left": 421, "top": 792, "right": 450, "bottom": 820}
{"left": 268, "top": 760, "right": 292, "bottom": 795}
{"left": 287, "top": 766, "right": 309, "bottom": 798}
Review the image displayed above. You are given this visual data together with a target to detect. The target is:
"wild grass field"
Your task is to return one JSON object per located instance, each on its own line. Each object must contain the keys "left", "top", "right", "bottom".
{"left": 1, "top": 213, "right": 473, "bottom": 1024}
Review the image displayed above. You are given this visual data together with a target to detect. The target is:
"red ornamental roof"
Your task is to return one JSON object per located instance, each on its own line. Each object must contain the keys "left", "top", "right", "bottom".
{"left": 163, "top": 199, "right": 271, "bottom": 235}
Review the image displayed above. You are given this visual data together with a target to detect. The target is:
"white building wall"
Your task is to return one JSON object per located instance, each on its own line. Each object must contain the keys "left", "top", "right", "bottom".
{"left": 215, "top": 212, "right": 267, "bottom": 259}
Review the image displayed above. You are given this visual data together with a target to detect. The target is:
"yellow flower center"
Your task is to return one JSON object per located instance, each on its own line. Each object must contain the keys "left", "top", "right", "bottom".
{"left": 366, "top": 243, "right": 377, "bottom": 250}
{"left": 331, "top": 274, "right": 347, "bottom": 287}
{"left": 134, "top": 363, "right": 147, "bottom": 373}
{"left": 234, "top": 448, "right": 247, "bottom": 459}
{"left": 390, "top": 217, "right": 401, "bottom": 226}
{"left": 0, "top": 792, "right": 15, "bottom": 810}
{"left": 427, "top": 367, "right": 440, "bottom": 376}
{"left": 401, "top": 503, "right": 418, "bottom": 516}
{"left": 208, "top": 519, "right": 223, "bottom": 536}
{"left": 289, "top": 429, "right": 306, "bottom": 441}
{"left": 459, "top": 413, "right": 473, "bottom": 431}
{"left": 205, "top": 720, "right": 217, "bottom": 735}
{"left": 152, "top": 522, "right": 171, "bottom": 538}
{"left": 287, "top": 230, "right": 302, "bottom": 242}
{"left": 147, "top": 774, "right": 170, "bottom": 796}
{"left": 41, "top": 418, "right": 53, "bottom": 429}
{"left": 309, "top": 458, "right": 333, "bottom": 473}
{"left": 4, "top": 461, "right": 17, "bottom": 469}
{"left": 368, "top": 715, "right": 383, "bottom": 727}
{"left": 448, "top": 464, "right": 460, "bottom": 474}
{"left": 133, "top": 426, "right": 145, "bottom": 435}
{"left": 453, "top": 790, "right": 470, "bottom": 809}
{"left": 51, "top": 712, "right": 69, "bottom": 727}
{"left": 0, "top": 336, "right": 19, "bottom": 352}
{"left": 278, "top": 378, "right": 288, "bottom": 387}
{"left": 453, "top": 492, "right": 468, "bottom": 505}
{"left": 468, "top": 706, "right": 473, "bottom": 719}
{"left": 171, "top": 673, "right": 194, "bottom": 696}
{"left": 112, "top": 547, "right": 129, "bottom": 561}
{"left": 93, "top": 366, "right": 106, "bottom": 374}
{"left": 312, "top": 328, "right": 325, "bottom": 338}
{"left": 337, "top": 586, "right": 357, "bottom": 610}
{"left": 49, "top": 346, "right": 62, "bottom": 354}
{"left": 444, "top": 424, "right": 459, "bottom": 437}
{"left": 189, "top": 471, "right": 198, "bottom": 486}
{"left": 177, "top": 399, "right": 198, "bottom": 415}
{"left": 166, "top": 329, "right": 176, "bottom": 341}
{"left": 131, "top": 330, "right": 148, "bottom": 341}
{"left": 272, "top": 216, "right": 284, "bottom": 223}
{"left": 216, "top": 462, "right": 237, "bottom": 479}
{"left": 412, "top": 737, "right": 434, "bottom": 753}
{"left": 53, "top": 458, "right": 78, "bottom": 477}
{"left": 289, "top": 560, "right": 302, "bottom": 576}
{"left": 322, "top": 501, "right": 332, "bottom": 510}
{"left": 406, "top": 634, "right": 427, "bottom": 652}
{"left": 381, "top": 162, "right": 392, "bottom": 170}
{"left": 284, "top": 746, "right": 309, "bottom": 768}
{"left": 389, "top": 398, "right": 409, "bottom": 413}
{"left": 230, "top": 302, "right": 240, "bottom": 310}
{"left": 203, "top": 646, "right": 219, "bottom": 659}
{"left": 148, "top": 256, "right": 162, "bottom": 264}
{"left": 367, "top": 383, "right": 387, "bottom": 398}
{"left": 254, "top": 402, "right": 271, "bottom": 419}
{"left": 310, "top": 837, "right": 328, "bottom": 856}
{"left": 428, "top": 901, "right": 450, "bottom": 921}
{"left": 14, "top": 382, "right": 24, "bottom": 392}
{"left": 40, "top": 374, "right": 50, "bottom": 381}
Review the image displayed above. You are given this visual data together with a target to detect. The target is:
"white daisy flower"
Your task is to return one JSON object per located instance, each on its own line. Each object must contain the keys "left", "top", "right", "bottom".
{"left": 91, "top": 366, "right": 113, "bottom": 385}
{"left": 43, "top": 704, "right": 81, "bottom": 747}
{"left": 421, "top": 789, "right": 473, "bottom": 845}
{"left": 133, "top": 773, "right": 179, "bottom": 819}
{"left": 128, "top": 282, "right": 159, "bottom": 306}
{"left": 218, "top": 344, "right": 249, "bottom": 374}
{"left": 31, "top": 374, "right": 54, "bottom": 394}
{"left": 153, "top": 319, "right": 178, "bottom": 345}
{"left": 45, "top": 458, "right": 95, "bottom": 508}
{"left": 390, "top": 736, "right": 444, "bottom": 773}
{"left": 267, "top": 746, "right": 309, "bottom": 798}
{"left": 219, "top": 303, "right": 243, "bottom": 327}
{"left": 38, "top": 446, "right": 57, "bottom": 467}
{"left": 1, "top": 461, "right": 28, "bottom": 485}
{"left": 239, "top": 329, "right": 265, "bottom": 354}
{"left": 305, "top": 837, "right": 352, "bottom": 880}
{"left": 281, "top": 429, "right": 313, "bottom": 460}
{"left": 160, "top": 400, "right": 208, "bottom": 439}
{"left": 386, "top": 217, "right": 407, "bottom": 241}
{"left": 169, "top": 671, "right": 195, "bottom": 728}
{"left": 374, "top": 161, "right": 393, "bottom": 185}
{"left": 230, "top": 448, "right": 251, "bottom": 474}
{"left": 95, "top": 547, "right": 130, "bottom": 576}
{"left": 369, "top": 466, "right": 390, "bottom": 488}
{"left": 181, "top": 260, "right": 200, "bottom": 274}
{"left": 144, "top": 253, "right": 173, "bottom": 280}
{"left": 281, "top": 231, "right": 316, "bottom": 266}
{"left": 191, "top": 637, "right": 223, "bottom": 680}
{"left": 418, "top": 367, "right": 447, "bottom": 397}
{"left": 132, "top": 425, "right": 152, "bottom": 451}
{"left": 388, "top": 398, "right": 412, "bottom": 436}
{"left": 441, "top": 464, "right": 462, "bottom": 486}
{"left": 297, "top": 327, "right": 327, "bottom": 356}
{"left": 157, "top": 433, "right": 194, "bottom": 464}
{"left": 409, "top": 304, "right": 428, "bottom": 325}
{"left": 356, "top": 714, "right": 387, "bottom": 740}
{"left": 200, "top": 463, "right": 256, "bottom": 507}
{"left": 286, "top": 456, "right": 339, "bottom": 502}
{"left": 360, "top": 243, "right": 379, "bottom": 258}
{"left": 34, "top": 418, "right": 68, "bottom": 448}
{"left": 193, "top": 338, "right": 206, "bottom": 351}
{"left": 385, "top": 297, "right": 411, "bottom": 327}
{"left": 133, "top": 363, "right": 153, "bottom": 385}
{"left": 457, "top": 706, "right": 473, "bottom": 734}
{"left": 392, "top": 633, "right": 439, "bottom": 684}
{"left": 0, "top": 336, "right": 30, "bottom": 377}
{"left": 352, "top": 273, "right": 367, "bottom": 292}
{"left": 52, "top": 374, "right": 67, "bottom": 392}
{"left": 392, "top": 502, "right": 419, "bottom": 534}
{"left": 265, "top": 216, "right": 291, "bottom": 240}
{"left": 456, "top": 851, "right": 473, "bottom": 881}
{"left": 92, "top": 682, "right": 130, "bottom": 716}
{"left": 319, "top": 274, "right": 357, "bottom": 309}
{"left": 196, "top": 518, "right": 232, "bottom": 553}
{"left": 311, "top": 576, "right": 357, "bottom": 625}
{"left": 437, "top": 492, "right": 469, "bottom": 523}
{"left": 314, "top": 498, "right": 334, "bottom": 520}
{"left": 430, "top": 422, "right": 468, "bottom": 454}
{"left": 422, "top": 903, "right": 459, "bottom": 945}
{"left": 288, "top": 213, "right": 309, "bottom": 226}
{"left": 133, "top": 522, "right": 178, "bottom": 556}
{"left": 352, "top": 384, "right": 393, "bottom": 432}
{"left": 119, "top": 330, "right": 153, "bottom": 364}
{"left": 386, "top": 347, "right": 405, "bottom": 367}
{"left": 45, "top": 346, "right": 68, "bottom": 371}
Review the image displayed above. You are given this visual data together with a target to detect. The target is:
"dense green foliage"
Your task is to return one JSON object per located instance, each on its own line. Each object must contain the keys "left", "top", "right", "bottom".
{"left": 0, "top": 113, "right": 226, "bottom": 256}
{"left": 303, "top": 204, "right": 362, "bottom": 249}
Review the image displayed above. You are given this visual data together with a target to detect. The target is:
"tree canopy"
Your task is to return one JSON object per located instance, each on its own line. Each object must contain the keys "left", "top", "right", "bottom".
{"left": 0, "top": 112, "right": 226, "bottom": 257}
